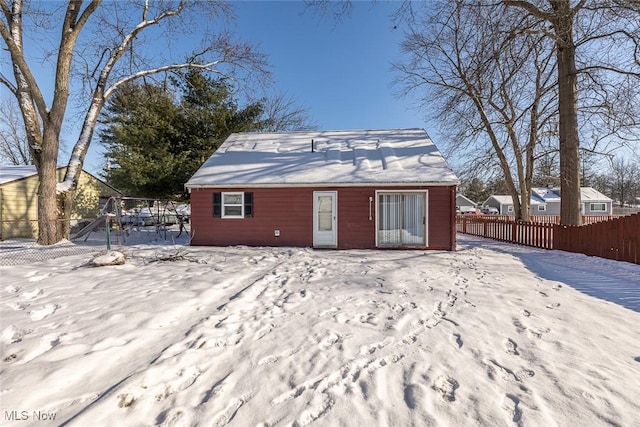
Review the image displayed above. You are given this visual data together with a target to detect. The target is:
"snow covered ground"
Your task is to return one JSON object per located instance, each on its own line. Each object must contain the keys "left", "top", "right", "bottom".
{"left": 1, "top": 235, "right": 639, "bottom": 426}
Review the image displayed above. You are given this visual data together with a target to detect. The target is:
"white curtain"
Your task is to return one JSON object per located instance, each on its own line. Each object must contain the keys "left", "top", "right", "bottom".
{"left": 378, "top": 193, "right": 425, "bottom": 246}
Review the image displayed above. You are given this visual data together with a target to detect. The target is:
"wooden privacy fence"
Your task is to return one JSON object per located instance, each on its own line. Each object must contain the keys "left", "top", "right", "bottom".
{"left": 554, "top": 214, "right": 639, "bottom": 264}
{"left": 456, "top": 214, "right": 640, "bottom": 265}
{"left": 470, "top": 214, "right": 617, "bottom": 224}
{"left": 456, "top": 216, "right": 553, "bottom": 249}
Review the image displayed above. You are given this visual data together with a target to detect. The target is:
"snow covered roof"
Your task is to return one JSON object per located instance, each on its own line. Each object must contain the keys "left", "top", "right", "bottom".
{"left": 487, "top": 194, "right": 544, "bottom": 206}
{"left": 532, "top": 187, "right": 560, "bottom": 201}
{"left": 0, "top": 165, "right": 39, "bottom": 185}
{"left": 185, "top": 129, "right": 460, "bottom": 188}
{"left": 531, "top": 187, "right": 611, "bottom": 202}
{"left": 0, "top": 165, "right": 122, "bottom": 194}
{"left": 457, "top": 194, "right": 477, "bottom": 205}
{"left": 488, "top": 186, "right": 612, "bottom": 205}
{"left": 579, "top": 187, "right": 612, "bottom": 202}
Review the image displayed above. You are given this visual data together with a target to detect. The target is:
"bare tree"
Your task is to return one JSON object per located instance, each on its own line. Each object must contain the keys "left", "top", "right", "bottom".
{"left": 608, "top": 157, "right": 640, "bottom": 207}
{"left": 0, "top": 97, "right": 31, "bottom": 165}
{"left": 396, "top": 1, "right": 557, "bottom": 221}
{"left": 0, "top": 0, "right": 268, "bottom": 244}
{"left": 503, "top": 0, "right": 640, "bottom": 225}
{"left": 261, "top": 93, "right": 317, "bottom": 132}
{"left": 308, "top": 0, "right": 640, "bottom": 224}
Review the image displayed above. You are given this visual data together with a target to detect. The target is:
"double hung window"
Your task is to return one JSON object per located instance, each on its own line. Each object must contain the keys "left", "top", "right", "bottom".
{"left": 213, "top": 192, "right": 253, "bottom": 218}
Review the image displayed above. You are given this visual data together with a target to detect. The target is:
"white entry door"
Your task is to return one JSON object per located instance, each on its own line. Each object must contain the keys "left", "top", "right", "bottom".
{"left": 313, "top": 191, "right": 337, "bottom": 247}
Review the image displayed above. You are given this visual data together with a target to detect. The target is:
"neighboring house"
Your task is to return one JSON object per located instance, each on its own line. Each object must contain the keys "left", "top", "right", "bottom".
{"left": 185, "top": 128, "right": 460, "bottom": 250}
{"left": 456, "top": 194, "right": 477, "bottom": 213}
{"left": 0, "top": 165, "right": 122, "bottom": 239}
{"left": 483, "top": 187, "right": 613, "bottom": 216}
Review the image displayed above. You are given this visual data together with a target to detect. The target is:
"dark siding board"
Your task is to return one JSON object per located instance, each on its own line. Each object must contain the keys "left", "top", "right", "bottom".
{"left": 190, "top": 185, "right": 456, "bottom": 250}
{"left": 427, "top": 186, "right": 455, "bottom": 250}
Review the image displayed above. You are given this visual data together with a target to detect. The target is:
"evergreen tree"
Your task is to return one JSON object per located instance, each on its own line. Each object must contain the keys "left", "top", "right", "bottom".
{"left": 172, "top": 70, "right": 266, "bottom": 176}
{"left": 461, "top": 178, "right": 489, "bottom": 205}
{"left": 100, "top": 72, "right": 265, "bottom": 200}
{"left": 101, "top": 82, "right": 186, "bottom": 199}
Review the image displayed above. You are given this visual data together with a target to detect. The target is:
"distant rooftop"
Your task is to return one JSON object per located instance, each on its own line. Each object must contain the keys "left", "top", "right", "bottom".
{"left": 489, "top": 187, "right": 612, "bottom": 205}
{"left": 186, "top": 129, "right": 459, "bottom": 188}
{"left": 0, "top": 165, "right": 39, "bottom": 185}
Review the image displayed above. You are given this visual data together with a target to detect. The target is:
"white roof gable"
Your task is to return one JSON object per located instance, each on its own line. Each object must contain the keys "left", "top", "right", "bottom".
{"left": 487, "top": 194, "right": 544, "bottom": 205}
{"left": 186, "top": 129, "right": 459, "bottom": 187}
{"left": 0, "top": 165, "right": 38, "bottom": 185}
{"left": 532, "top": 187, "right": 560, "bottom": 201}
{"left": 489, "top": 187, "right": 612, "bottom": 205}
{"left": 580, "top": 187, "right": 612, "bottom": 202}
{"left": 456, "top": 194, "right": 476, "bottom": 206}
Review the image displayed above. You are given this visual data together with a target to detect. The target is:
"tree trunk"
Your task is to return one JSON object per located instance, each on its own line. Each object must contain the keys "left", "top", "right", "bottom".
{"left": 556, "top": 9, "right": 582, "bottom": 225}
{"left": 57, "top": 190, "right": 75, "bottom": 241}
{"left": 519, "top": 185, "right": 531, "bottom": 222}
{"left": 37, "top": 132, "right": 60, "bottom": 245}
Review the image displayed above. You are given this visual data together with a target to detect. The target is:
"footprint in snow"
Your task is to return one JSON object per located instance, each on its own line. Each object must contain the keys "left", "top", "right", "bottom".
{"left": 319, "top": 332, "right": 342, "bottom": 349}
{"left": 22, "top": 288, "right": 43, "bottom": 300}
{"left": 433, "top": 375, "right": 459, "bottom": 402}
{"left": 258, "top": 355, "right": 278, "bottom": 365}
{"left": 155, "top": 367, "right": 202, "bottom": 401}
{"left": 403, "top": 384, "right": 425, "bottom": 409}
{"left": 502, "top": 393, "right": 523, "bottom": 425}
{"left": 512, "top": 318, "right": 527, "bottom": 333}
{"left": 212, "top": 395, "right": 251, "bottom": 427}
{"left": 319, "top": 307, "right": 340, "bottom": 317}
{"left": 253, "top": 323, "right": 274, "bottom": 341}
{"left": 30, "top": 303, "right": 59, "bottom": 321}
{"left": 546, "top": 303, "right": 561, "bottom": 309}
{"left": 2, "top": 325, "right": 30, "bottom": 344}
{"left": 527, "top": 327, "right": 549, "bottom": 339}
{"left": 433, "top": 302, "right": 445, "bottom": 318}
{"left": 6, "top": 302, "right": 27, "bottom": 311}
{"left": 504, "top": 338, "right": 519, "bottom": 355}
{"left": 359, "top": 337, "right": 394, "bottom": 355}
{"left": 451, "top": 333, "right": 463, "bottom": 349}
{"left": 117, "top": 393, "right": 136, "bottom": 408}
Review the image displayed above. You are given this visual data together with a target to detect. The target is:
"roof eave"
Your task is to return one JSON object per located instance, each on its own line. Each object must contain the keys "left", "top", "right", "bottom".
{"left": 186, "top": 181, "right": 460, "bottom": 189}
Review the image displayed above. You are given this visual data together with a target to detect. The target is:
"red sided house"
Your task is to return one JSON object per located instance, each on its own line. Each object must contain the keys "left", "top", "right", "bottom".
{"left": 185, "top": 129, "right": 460, "bottom": 250}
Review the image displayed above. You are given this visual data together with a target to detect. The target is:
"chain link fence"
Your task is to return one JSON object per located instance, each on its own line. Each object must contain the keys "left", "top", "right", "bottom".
{"left": 0, "top": 218, "right": 190, "bottom": 266}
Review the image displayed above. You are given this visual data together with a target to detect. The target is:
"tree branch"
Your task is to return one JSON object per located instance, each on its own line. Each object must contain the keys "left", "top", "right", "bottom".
{"left": 104, "top": 61, "right": 225, "bottom": 99}
{"left": 578, "top": 65, "right": 640, "bottom": 78}
{"left": 0, "top": 0, "right": 11, "bottom": 23}
{"left": 0, "top": 73, "right": 17, "bottom": 95}
{"left": 502, "top": 0, "right": 553, "bottom": 21}
{"left": 0, "top": 2, "right": 48, "bottom": 121}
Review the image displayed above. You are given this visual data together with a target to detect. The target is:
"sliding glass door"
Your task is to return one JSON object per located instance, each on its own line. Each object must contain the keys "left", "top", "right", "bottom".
{"left": 377, "top": 191, "right": 427, "bottom": 246}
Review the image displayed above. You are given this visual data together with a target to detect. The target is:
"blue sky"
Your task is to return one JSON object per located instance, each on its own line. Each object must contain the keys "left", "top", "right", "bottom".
{"left": 231, "top": 1, "right": 425, "bottom": 130}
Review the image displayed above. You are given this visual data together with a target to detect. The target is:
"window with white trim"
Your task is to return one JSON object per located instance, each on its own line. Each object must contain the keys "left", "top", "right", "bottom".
{"left": 590, "top": 203, "right": 606, "bottom": 212}
{"left": 213, "top": 192, "right": 253, "bottom": 218}
{"left": 507, "top": 206, "right": 514, "bottom": 213}
{"left": 222, "top": 192, "right": 243, "bottom": 217}
{"left": 538, "top": 204, "right": 546, "bottom": 211}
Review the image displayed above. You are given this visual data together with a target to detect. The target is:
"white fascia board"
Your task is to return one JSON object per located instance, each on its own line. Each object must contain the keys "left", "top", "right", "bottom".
{"left": 186, "top": 181, "right": 459, "bottom": 189}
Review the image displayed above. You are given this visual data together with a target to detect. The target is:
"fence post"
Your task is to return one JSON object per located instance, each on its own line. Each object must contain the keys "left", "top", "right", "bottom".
{"left": 105, "top": 215, "right": 111, "bottom": 250}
